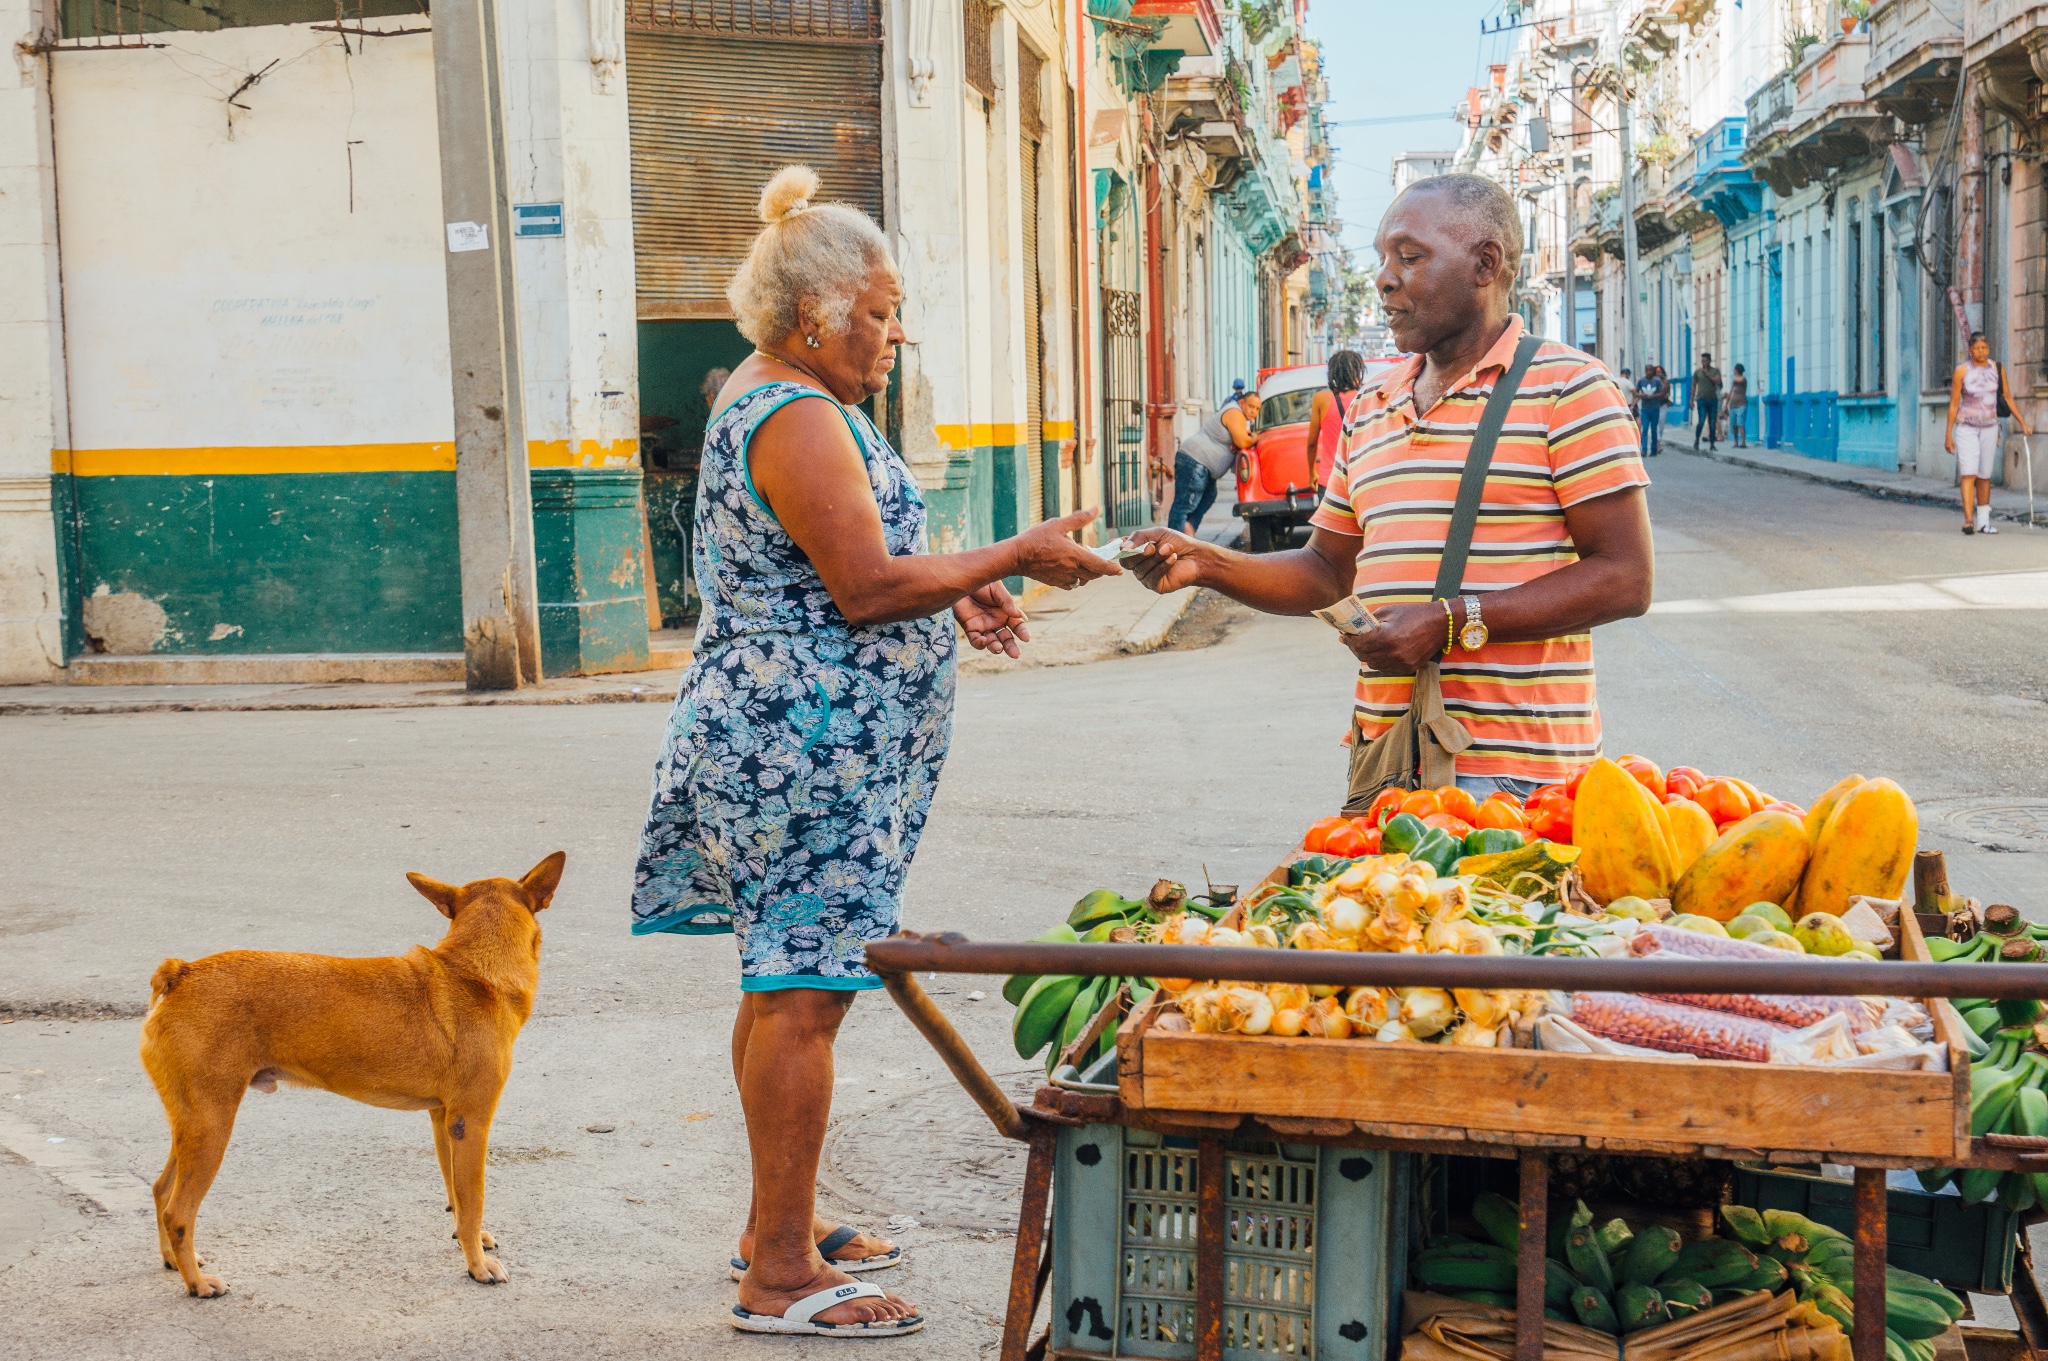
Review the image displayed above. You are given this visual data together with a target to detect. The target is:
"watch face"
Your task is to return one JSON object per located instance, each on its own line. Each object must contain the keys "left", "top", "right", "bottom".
{"left": 1460, "top": 623, "right": 1488, "bottom": 650}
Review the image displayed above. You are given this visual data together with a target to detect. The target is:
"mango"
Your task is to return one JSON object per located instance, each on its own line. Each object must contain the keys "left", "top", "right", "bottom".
{"left": 1792, "top": 912, "right": 1856, "bottom": 957}
{"left": 1803, "top": 774, "right": 1867, "bottom": 846}
{"left": 1663, "top": 797, "right": 1719, "bottom": 878}
{"left": 1670, "top": 913, "right": 1728, "bottom": 936}
{"left": 1606, "top": 896, "right": 1660, "bottom": 922}
{"left": 1748, "top": 929, "right": 1804, "bottom": 952}
{"left": 1798, "top": 778, "right": 1918, "bottom": 919}
{"left": 1670, "top": 810, "right": 1810, "bottom": 923}
{"left": 1726, "top": 914, "right": 1774, "bottom": 940}
{"left": 1576, "top": 758, "right": 1678, "bottom": 905}
{"left": 1740, "top": 901, "right": 1794, "bottom": 932}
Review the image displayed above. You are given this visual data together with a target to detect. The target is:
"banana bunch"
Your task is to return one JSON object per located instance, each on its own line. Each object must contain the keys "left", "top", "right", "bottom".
{"left": 1924, "top": 904, "right": 2048, "bottom": 963}
{"left": 1917, "top": 1021, "right": 2048, "bottom": 1209}
{"left": 1413, "top": 1194, "right": 1962, "bottom": 1356}
{"left": 1005, "top": 921, "right": 1155, "bottom": 1075}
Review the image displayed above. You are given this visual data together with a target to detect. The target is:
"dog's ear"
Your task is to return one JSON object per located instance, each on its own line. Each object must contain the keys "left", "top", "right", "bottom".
{"left": 519, "top": 851, "right": 567, "bottom": 912}
{"left": 407, "top": 872, "right": 461, "bottom": 919}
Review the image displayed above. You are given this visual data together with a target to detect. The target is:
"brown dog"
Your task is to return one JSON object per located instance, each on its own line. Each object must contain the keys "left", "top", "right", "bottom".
{"left": 138, "top": 852, "right": 564, "bottom": 1296}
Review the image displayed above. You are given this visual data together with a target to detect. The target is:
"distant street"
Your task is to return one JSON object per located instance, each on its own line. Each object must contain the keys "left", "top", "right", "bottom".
{"left": 4, "top": 450, "right": 2047, "bottom": 1359}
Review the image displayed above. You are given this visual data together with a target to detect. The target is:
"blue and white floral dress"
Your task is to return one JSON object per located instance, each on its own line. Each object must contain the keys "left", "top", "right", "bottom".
{"left": 630, "top": 380, "right": 956, "bottom": 992}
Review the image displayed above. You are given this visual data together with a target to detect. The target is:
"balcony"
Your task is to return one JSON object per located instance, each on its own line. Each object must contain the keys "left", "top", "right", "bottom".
{"left": 1964, "top": 1, "right": 2048, "bottom": 116}
{"left": 1681, "top": 117, "right": 1762, "bottom": 228}
{"left": 1744, "top": 71, "right": 1796, "bottom": 145}
{"left": 1742, "top": 35, "right": 1889, "bottom": 200}
{"left": 1863, "top": 0, "right": 1962, "bottom": 126}
{"left": 1131, "top": 0, "right": 1222, "bottom": 54}
{"left": 1631, "top": 156, "right": 1681, "bottom": 252}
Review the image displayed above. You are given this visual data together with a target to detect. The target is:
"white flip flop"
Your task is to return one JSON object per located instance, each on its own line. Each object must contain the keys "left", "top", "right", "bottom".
{"left": 730, "top": 1280, "right": 924, "bottom": 1337}
{"left": 730, "top": 1225, "right": 900, "bottom": 1282}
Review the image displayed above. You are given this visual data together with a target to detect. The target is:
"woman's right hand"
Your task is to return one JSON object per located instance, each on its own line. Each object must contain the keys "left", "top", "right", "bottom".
{"left": 1014, "top": 509, "right": 1122, "bottom": 590}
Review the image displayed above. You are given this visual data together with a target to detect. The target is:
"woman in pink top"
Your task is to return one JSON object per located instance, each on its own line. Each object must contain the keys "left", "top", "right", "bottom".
{"left": 1946, "top": 331, "right": 2031, "bottom": 534}
{"left": 1305, "top": 349, "right": 1365, "bottom": 485}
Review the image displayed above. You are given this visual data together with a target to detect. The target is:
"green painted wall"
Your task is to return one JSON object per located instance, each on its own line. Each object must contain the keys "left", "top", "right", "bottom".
{"left": 638, "top": 319, "right": 751, "bottom": 474}
{"left": 67, "top": 472, "right": 460, "bottom": 654}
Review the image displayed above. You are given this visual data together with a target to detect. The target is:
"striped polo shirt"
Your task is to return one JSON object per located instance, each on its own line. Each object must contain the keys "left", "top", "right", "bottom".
{"left": 1308, "top": 317, "right": 1648, "bottom": 782}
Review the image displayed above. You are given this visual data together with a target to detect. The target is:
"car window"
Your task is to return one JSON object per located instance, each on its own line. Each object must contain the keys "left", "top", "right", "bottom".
{"left": 1256, "top": 388, "right": 1317, "bottom": 430}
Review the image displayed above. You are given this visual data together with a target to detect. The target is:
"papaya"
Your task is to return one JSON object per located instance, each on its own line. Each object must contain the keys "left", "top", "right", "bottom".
{"left": 1803, "top": 774, "right": 1867, "bottom": 846}
{"left": 1671, "top": 810, "right": 1810, "bottom": 923}
{"left": 1799, "top": 778, "right": 1918, "bottom": 919}
{"left": 1575, "top": 758, "right": 1678, "bottom": 905}
{"left": 1662, "top": 797, "right": 1718, "bottom": 879}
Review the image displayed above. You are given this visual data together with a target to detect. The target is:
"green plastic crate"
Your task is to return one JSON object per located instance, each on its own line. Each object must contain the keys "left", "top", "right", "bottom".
{"left": 1732, "top": 1166, "right": 2018, "bottom": 1294}
{"left": 1050, "top": 1124, "right": 1414, "bottom": 1359}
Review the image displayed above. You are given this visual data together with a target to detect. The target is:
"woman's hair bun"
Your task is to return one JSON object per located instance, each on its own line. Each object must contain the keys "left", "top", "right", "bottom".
{"left": 759, "top": 165, "right": 821, "bottom": 225}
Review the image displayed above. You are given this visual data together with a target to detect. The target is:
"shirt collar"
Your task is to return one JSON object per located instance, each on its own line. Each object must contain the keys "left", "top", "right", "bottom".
{"left": 1377, "top": 316, "right": 1526, "bottom": 417}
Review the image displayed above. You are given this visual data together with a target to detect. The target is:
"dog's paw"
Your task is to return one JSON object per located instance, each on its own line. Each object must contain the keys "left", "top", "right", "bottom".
{"left": 186, "top": 1274, "right": 229, "bottom": 1298}
{"left": 467, "top": 1255, "right": 508, "bottom": 1285}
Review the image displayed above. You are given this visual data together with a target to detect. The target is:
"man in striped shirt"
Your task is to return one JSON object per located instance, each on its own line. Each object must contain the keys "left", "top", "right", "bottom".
{"left": 1129, "top": 174, "right": 1653, "bottom": 799}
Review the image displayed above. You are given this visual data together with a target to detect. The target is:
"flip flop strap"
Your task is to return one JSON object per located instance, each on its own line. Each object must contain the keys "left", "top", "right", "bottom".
{"left": 787, "top": 1280, "right": 886, "bottom": 1326}
{"left": 818, "top": 1225, "right": 862, "bottom": 1259}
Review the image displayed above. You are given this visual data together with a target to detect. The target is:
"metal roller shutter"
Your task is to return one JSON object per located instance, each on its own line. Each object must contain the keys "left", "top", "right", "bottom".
{"left": 625, "top": 4, "right": 883, "bottom": 319}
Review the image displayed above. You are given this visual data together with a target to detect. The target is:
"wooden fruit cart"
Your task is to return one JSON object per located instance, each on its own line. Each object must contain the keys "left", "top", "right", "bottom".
{"left": 866, "top": 872, "right": 2048, "bottom": 1361}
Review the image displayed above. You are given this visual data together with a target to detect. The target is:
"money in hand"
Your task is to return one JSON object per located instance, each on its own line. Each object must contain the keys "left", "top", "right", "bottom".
{"left": 1313, "top": 595, "right": 1380, "bottom": 635}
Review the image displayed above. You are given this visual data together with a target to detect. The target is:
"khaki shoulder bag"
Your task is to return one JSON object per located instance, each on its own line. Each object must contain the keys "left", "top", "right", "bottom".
{"left": 1343, "top": 333, "right": 1542, "bottom": 812}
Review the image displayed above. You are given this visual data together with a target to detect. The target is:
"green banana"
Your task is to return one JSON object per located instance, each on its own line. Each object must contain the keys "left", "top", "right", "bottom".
{"left": 1621, "top": 1225, "right": 1682, "bottom": 1286}
{"left": 1565, "top": 1226, "right": 1614, "bottom": 1295}
{"left": 1447, "top": 1290, "right": 1516, "bottom": 1308}
{"left": 1719, "top": 1205, "right": 1770, "bottom": 1248}
{"left": 1963, "top": 1006, "right": 2004, "bottom": 1039}
{"left": 1807, "top": 1281, "right": 1855, "bottom": 1335}
{"left": 1593, "top": 1217, "right": 1633, "bottom": 1260}
{"left": 1544, "top": 1259, "right": 1579, "bottom": 1307}
{"left": 1616, "top": 1283, "right": 1668, "bottom": 1333}
{"left": 1760, "top": 1210, "right": 1847, "bottom": 1246}
{"left": 1470, "top": 1191, "right": 1520, "bottom": 1252}
{"left": 1003, "top": 923, "right": 1081, "bottom": 1004}
{"left": 1925, "top": 935, "right": 1975, "bottom": 961}
{"left": 1570, "top": 1285, "right": 1618, "bottom": 1334}
{"left": 1012, "top": 974, "right": 1085, "bottom": 1058}
{"left": 1881, "top": 1291, "right": 1957, "bottom": 1342}
{"left": 1660, "top": 1277, "right": 1712, "bottom": 1317}
{"left": 1732, "top": 1256, "right": 1788, "bottom": 1295}
{"left": 1661, "top": 1238, "right": 1758, "bottom": 1289}
{"left": 1052, "top": 976, "right": 1109, "bottom": 1072}
{"left": 1413, "top": 1244, "right": 1517, "bottom": 1293}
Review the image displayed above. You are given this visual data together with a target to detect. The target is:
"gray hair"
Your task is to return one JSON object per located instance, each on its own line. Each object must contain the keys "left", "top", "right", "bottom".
{"left": 1393, "top": 173, "right": 1525, "bottom": 273}
{"left": 727, "top": 165, "right": 895, "bottom": 346}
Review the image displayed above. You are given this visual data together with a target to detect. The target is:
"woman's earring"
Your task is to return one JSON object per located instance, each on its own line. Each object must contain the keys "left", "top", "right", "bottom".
{"left": 805, "top": 334, "right": 820, "bottom": 349}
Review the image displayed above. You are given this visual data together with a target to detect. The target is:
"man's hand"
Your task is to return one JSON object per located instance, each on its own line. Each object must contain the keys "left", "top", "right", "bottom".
{"left": 1122, "top": 527, "right": 1208, "bottom": 594}
{"left": 1341, "top": 600, "right": 1446, "bottom": 677}
{"left": 954, "top": 582, "right": 1030, "bottom": 658}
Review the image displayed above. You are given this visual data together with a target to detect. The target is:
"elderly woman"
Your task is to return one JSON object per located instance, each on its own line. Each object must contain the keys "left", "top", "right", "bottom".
{"left": 630, "top": 166, "right": 1116, "bottom": 1339}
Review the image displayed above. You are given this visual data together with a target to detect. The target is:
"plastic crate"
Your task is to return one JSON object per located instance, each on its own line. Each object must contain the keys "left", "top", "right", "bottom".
{"left": 1732, "top": 1166, "right": 2018, "bottom": 1294}
{"left": 1050, "top": 1124, "right": 1414, "bottom": 1359}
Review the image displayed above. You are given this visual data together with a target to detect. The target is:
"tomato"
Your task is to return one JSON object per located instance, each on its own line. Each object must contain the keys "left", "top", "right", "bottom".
{"left": 1695, "top": 778, "right": 1753, "bottom": 825}
{"left": 1367, "top": 788, "right": 1407, "bottom": 828}
{"left": 1323, "top": 823, "right": 1369, "bottom": 858}
{"left": 1355, "top": 824, "right": 1383, "bottom": 855}
{"left": 1399, "top": 789, "right": 1443, "bottom": 820}
{"left": 1616, "top": 755, "right": 1666, "bottom": 800}
{"left": 1664, "top": 769, "right": 1701, "bottom": 803}
{"left": 1303, "top": 816, "right": 1350, "bottom": 853}
{"left": 1435, "top": 786, "right": 1481, "bottom": 824}
{"left": 1668, "top": 765, "right": 1707, "bottom": 786}
{"left": 1423, "top": 813, "right": 1475, "bottom": 839}
{"left": 1473, "top": 799, "right": 1528, "bottom": 832}
{"left": 1529, "top": 800, "right": 1575, "bottom": 845}
{"left": 1565, "top": 766, "right": 1590, "bottom": 796}
{"left": 1524, "top": 783, "right": 1569, "bottom": 811}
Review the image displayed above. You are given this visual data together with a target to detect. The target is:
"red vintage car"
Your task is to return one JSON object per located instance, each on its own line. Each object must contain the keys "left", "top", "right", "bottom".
{"left": 1232, "top": 359, "right": 1400, "bottom": 551}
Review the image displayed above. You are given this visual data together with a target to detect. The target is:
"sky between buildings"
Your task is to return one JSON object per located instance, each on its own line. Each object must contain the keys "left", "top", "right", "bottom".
{"left": 1315, "top": 0, "right": 1517, "bottom": 271}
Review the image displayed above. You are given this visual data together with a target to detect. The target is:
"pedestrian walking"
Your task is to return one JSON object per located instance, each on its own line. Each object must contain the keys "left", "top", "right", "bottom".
{"left": 630, "top": 165, "right": 1118, "bottom": 1339}
{"left": 1126, "top": 172, "right": 1653, "bottom": 801}
{"left": 1946, "top": 331, "right": 2033, "bottom": 535}
{"left": 1168, "top": 385, "right": 1259, "bottom": 535}
{"left": 1617, "top": 366, "right": 1640, "bottom": 429}
{"left": 1306, "top": 349, "right": 1366, "bottom": 484}
{"left": 1636, "top": 365, "right": 1668, "bottom": 456}
{"left": 1727, "top": 364, "right": 1749, "bottom": 447}
{"left": 1693, "top": 353, "right": 1722, "bottom": 449}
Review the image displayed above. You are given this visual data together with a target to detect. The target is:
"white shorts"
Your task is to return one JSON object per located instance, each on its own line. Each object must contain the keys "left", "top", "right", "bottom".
{"left": 1955, "top": 423, "right": 2001, "bottom": 479}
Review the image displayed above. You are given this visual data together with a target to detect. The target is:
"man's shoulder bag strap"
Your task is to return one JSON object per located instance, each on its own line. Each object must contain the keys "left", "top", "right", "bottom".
{"left": 1432, "top": 333, "right": 1542, "bottom": 601}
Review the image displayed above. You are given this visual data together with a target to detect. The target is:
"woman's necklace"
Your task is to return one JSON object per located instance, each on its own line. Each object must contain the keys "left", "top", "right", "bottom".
{"left": 753, "top": 348, "right": 832, "bottom": 391}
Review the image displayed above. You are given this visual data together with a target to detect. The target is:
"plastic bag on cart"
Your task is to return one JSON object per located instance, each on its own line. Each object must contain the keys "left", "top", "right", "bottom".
{"left": 1768, "top": 1014, "right": 1948, "bottom": 1071}
{"left": 1569, "top": 992, "right": 1789, "bottom": 1062}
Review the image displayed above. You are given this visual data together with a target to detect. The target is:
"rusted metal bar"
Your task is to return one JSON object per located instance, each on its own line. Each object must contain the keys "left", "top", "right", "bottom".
{"left": 1853, "top": 1167, "right": 1887, "bottom": 1361}
{"left": 1000, "top": 1126, "right": 1057, "bottom": 1361}
{"left": 879, "top": 971, "right": 1029, "bottom": 1140}
{"left": 864, "top": 932, "right": 2048, "bottom": 998}
{"left": 1516, "top": 1151, "right": 1548, "bottom": 1361}
{"left": 1196, "top": 1138, "right": 1227, "bottom": 1361}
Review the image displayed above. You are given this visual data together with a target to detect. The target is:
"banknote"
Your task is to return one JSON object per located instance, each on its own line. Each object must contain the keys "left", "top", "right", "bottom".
{"left": 1091, "top": 537, "right": 1157, "bottom": 563}
{"left": 1312, "top": 595, "right": 1380, "bottom": 635}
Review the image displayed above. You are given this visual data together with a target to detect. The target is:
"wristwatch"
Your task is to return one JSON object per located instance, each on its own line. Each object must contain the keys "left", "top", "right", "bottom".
{"left": 1458, "top": 594, "right": 1489, "bottom": 651}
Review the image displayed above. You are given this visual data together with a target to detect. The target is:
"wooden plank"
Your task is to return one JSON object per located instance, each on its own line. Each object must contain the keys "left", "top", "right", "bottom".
{"left": 1133, "top": 1029, "right": 1959, "bottom": 1159}
{"left": 1899, "top": 908, "right": 1975, "bottom": 1162}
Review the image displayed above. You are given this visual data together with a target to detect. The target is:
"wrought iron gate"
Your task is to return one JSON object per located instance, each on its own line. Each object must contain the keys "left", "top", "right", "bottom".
{"left": 1100, "top": 287, "right": 1147, "bottom": 531}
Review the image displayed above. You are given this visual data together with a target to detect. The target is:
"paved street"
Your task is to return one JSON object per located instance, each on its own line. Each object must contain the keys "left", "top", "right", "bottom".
{"left": 3, "top": 451, "right": 2047, "bottom": 1359}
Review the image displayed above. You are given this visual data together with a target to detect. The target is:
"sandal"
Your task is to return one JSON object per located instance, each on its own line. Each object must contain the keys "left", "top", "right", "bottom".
{"left": 730, "top": 1281, "right": 924, "bottom": 1337}
{"left": 730, "top": 1225, "right": 901, "bottom": 1281}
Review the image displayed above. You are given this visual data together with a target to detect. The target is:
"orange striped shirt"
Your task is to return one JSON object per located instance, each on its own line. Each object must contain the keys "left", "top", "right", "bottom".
{"left": 1308, "top": 317, "right": 1648, "bottom": 782}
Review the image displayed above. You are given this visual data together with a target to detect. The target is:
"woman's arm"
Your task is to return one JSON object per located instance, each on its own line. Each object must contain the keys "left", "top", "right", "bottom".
{"left": 1305, "top": 390, "right": 1331, "bottom": 456}
{"left": 749, "top": 395, "right": 1115, "bottom": 627}
{"left": 1946, "top": 366, "right": 1963, "bottom": 450}
{"left": 2000, "top": 364, "right": 2034, "bottom": 436}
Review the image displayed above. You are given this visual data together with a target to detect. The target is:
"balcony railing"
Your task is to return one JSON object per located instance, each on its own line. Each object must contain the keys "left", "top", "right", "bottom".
{"left": 1745, "top": 71, "right": 1796, "bottom": 142}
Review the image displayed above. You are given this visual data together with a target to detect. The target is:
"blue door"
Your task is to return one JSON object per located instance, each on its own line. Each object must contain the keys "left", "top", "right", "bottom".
{"left": 1765, "top": 248, "right": 1784, "bottom": 448}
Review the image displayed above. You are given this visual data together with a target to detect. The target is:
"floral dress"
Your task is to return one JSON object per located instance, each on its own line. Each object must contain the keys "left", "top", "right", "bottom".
{"left": 630, "top": 381, "right": 956, "bottom": 991}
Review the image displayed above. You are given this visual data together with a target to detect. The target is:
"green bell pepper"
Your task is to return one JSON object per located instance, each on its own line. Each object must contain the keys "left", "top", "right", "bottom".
{"left": 1410, "top": 827, "right": 1463, "bottom": 877}
{"left": 1382, "top": 813, "right": 1429, "bottom": 855}
{"left": 1461, "top": 827, "right": 1526, "bottom": 859}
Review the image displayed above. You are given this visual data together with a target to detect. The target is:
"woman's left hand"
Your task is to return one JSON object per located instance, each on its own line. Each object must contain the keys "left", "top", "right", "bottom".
{"left": 955, "top": 583, "right": 1030, "bottom": 658}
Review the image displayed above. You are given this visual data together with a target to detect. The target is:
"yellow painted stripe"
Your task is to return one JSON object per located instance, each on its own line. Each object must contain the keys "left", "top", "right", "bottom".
{"left": 932, "top": 422, "right": 1028, "bottom": 451}
{"left": 57, "top": 439, "right": 639, "bottom": 477}
{"left": 1043, "top": 420, "right": 1076, "bottom": 440}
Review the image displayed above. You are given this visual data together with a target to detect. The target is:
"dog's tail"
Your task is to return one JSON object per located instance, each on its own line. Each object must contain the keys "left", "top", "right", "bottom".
{"left": 148, "top": 959, "right": 191, "bottom": 1010}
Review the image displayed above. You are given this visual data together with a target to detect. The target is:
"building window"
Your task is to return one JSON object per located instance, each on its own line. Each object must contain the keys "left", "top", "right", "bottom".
{"left": 964, "top": 0, "right": 996, "bottom": 103}
{"left": 1872, "top": 211, "right": 1886, "bottom": 393}
{"left": 63, "top": 0, "right": 422, "bottom": 37}
{"left": 1848, "top": 220, "right": 1864, "bottom": 393}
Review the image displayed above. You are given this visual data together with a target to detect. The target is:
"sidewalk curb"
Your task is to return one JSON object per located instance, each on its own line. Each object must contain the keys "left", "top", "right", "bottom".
{"left": 0, "top": 680, "right": 680, "bottom": 718}
{"left": 1122, "top": 587, "right": 1198, "bottom": 654}
{"left": 1666, "top": 439, "right": 2043, "bottom": 524}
